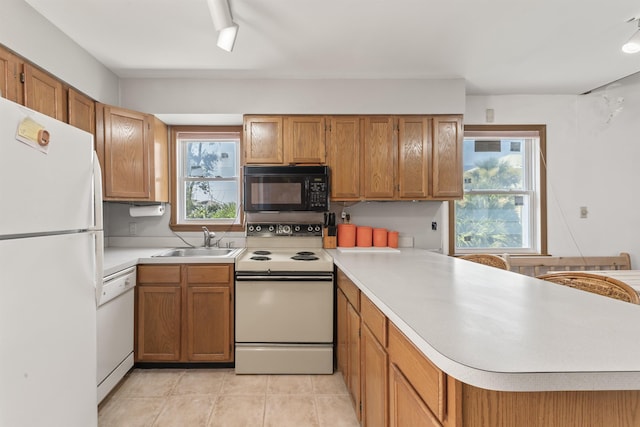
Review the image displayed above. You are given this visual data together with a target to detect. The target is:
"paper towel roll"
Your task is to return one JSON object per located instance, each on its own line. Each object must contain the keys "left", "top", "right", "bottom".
{"left": 129, "top": 204, "right": 165, "bottom": 217}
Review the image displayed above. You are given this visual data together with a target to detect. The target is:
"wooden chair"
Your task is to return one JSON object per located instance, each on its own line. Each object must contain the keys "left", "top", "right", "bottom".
{"left": 536, "top": 271, "right": 640, "bottom": 304}
{"left": 458, "top": 254, "right": 509, "bottom": 270}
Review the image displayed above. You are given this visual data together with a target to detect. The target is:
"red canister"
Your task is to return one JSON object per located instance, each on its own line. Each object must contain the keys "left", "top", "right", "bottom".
{"left": 387, "top": 231, "right": 399, "bottom": 248}
{"left": 337, "top": 224, "right": 356, "bottom": 247}
{"left": 373, "top": 228, "right": 388, "bottom": 247}
{"left": 356, "top": 226, "right": 373, "bottom": 247}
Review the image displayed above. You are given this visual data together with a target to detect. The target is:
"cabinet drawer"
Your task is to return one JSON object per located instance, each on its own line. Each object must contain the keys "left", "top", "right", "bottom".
{"left": 388, "top": 323, "right": 446, "bottom": 423}
{"left": 361, "top": 293, "right": 387, "bottom": 347}
{"left": 337, "top": 269, "right": 360, "bottom": 310}
{"left": 187, "top": 264, "right": 232, "bottom": 284}
{"left": 138, "top": 265, "right": 181, "bottom": 284}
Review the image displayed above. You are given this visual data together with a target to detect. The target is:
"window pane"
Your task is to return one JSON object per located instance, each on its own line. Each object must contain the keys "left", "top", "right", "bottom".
{"left": 185, "top": 141, "right": 237, "bottom": 178}
{"left": 184, "top": 181, "right": 238, "bottom": 220}
{"left": 463, "top": 139, "right": 525, "bottom": 191}
{"left": 454, "top": 194, "right": 530, "bottom": 249}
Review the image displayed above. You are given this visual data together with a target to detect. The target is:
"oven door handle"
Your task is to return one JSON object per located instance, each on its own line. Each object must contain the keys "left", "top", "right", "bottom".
{"left": 235, "top": 275, "right": 334, "bottom": 282}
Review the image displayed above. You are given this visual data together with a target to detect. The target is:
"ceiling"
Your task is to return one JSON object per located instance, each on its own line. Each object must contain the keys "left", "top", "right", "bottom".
{"left": 22, "top": 0, "right": 640, "bottom": 95}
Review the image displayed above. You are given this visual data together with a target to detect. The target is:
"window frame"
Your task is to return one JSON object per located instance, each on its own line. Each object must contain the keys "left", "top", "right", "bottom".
{"left": 448, "top": 124, "right": 547, "bottom": 256}
{"left": 169, "top": 125, "right": 244, "bottom": 232}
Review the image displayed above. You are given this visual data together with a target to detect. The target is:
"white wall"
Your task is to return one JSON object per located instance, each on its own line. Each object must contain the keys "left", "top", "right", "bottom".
{"left": 119, "top": 78, "right": 466, "bottom": 116}
{"left": 466, "top": 75, "right": 640, "bottom": 267}
{"left": 1, "top": 0, "right": 119, "bottom": 104}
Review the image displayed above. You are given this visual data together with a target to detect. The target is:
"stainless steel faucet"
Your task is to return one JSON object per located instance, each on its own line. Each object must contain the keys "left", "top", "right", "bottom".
{"left": 202, "top": 226, "right": 216, "bottom": 247}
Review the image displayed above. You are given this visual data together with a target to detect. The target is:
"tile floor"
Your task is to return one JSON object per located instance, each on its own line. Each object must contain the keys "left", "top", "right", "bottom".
{"left": 98, "top": 369, "right": 359, "bottom": 427}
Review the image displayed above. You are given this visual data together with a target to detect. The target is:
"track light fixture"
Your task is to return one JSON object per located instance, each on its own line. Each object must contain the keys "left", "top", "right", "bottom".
{"left": 622, "top": 19, "right": 640, "bottom": 54}
{"left": 207, "top": 0, "right": 238, "bottom": 52}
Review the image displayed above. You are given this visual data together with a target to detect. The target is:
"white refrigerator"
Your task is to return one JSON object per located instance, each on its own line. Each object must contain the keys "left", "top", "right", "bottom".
{"left": 0, "top": 97, "right": 102, "bottom": 427}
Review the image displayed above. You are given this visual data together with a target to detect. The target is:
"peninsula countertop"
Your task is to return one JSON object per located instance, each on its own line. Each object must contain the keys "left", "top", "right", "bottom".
{"left": 329, "top": 248, "right": 640, "bottom": 392}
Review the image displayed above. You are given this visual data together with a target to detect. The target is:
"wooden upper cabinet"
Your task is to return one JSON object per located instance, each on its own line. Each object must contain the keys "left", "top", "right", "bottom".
{"left": 285, "top": 116, "right": 326, "bottom": 164}
{"left": 398, "top": 116, "right": 430, "bottom": 199}
{"left": 0, "top": 46, "right": 21, "bottom": 103}
{"left": 23, "top": 63, "right": 65, "bottom": 121}
{"left": 363, "top": 116, "right": 396, "bottom": 199}
{"left": 431, "top": 116, "right": 463, "bottom": 199}
{"left": 327, "top": 116, "right": 361, "bottom": 200}
{"left": 97, "top": 104, "right": 168, "bottom": 202}
{"left": 68, "top": 88, "right": 95, "bottom": 135}
{"left": 244, "top": 116, "right": 284, "bottom": 164}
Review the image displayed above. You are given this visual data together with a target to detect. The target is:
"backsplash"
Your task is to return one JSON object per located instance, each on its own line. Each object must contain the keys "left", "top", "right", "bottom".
{"left": 104, "top": 201, "right": 445, "bottom": 251}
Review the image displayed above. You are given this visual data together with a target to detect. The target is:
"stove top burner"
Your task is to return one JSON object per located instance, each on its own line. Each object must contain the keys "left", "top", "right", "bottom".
{"left": 291, "top": 255, "right": 319, "bottom": 261}
{"left": 296, "top": 251, "right": 316, "bottom": 256}
{"left": 253, "top": 250, "right": 272, "bottom": 256}
{"left": 250, "top": 256, "right": 271, "bottom": 261}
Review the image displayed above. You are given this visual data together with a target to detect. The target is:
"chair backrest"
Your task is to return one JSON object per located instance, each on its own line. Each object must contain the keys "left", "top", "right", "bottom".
{"left": 536, "top": 271, "right": 640, "bottom": 304}
{"left": 458, "top": 254, "right": 509, "bottom": 270}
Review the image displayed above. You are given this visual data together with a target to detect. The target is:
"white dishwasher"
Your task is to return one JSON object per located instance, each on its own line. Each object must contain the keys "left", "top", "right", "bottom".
{"left": 97, "top": 267, "right": 136, "bottom": 403}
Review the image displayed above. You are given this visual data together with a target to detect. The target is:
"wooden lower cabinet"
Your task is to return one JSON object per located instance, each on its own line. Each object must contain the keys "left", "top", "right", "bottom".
{"left": 361, "top": 323, "right": 388, "bottom": 427}
{"left": 136, "top": 263, "right": 233, "bottom": 363}
{"left": 136, "top": 285, "right": 182, "bottom": 361}
{"left": 389, "top": 364, "right": 442, "bottom": 427}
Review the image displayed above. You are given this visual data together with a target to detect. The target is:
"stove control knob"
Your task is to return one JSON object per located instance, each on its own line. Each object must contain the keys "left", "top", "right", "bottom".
{"left": 294, "top": 225, "right": 301, "bottom": 232}
{"left": 314, "top": 225, "right": 321, "bottom": 232}
{"left": 248, "top": 225, "right": 255, "bottom": 232}
{"left": 307, "top": 225, "right": 313, "bottom": 232}
{"left": 268, "top": 225, "right": 275, "bottom": 232}
{"left": 255, "top": 225, "right": 262, "bottom": 232}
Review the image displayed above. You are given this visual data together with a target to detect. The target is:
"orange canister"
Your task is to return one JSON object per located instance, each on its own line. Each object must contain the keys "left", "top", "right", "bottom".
{"left": 373, "top": 228, "right": 388, "bottom": 247}
{"left": 387, "top": 231, "right": 399, "bottom": 248}
{"left": 337, "top": 224, "right": 356, "bottom": 247}
{"left": 356, "top": 226, "right": 373, "bottom": 247}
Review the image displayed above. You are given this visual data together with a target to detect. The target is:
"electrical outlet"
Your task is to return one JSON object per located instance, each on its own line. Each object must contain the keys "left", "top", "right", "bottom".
{"left": 432, "top": 221, "right": 437, "bottom": 231}
{"left": 129, "top": 222, "right": 137, "bottom": 235}
{"left": 341, "top": 211, "right": 346, "bottom": 219}
{"left": 580, "top": 206, "right": 588, "bottom": 219}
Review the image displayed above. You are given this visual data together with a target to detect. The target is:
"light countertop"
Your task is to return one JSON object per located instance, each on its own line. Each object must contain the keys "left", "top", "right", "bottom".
{"left": 103, "top": 247, "right": 244, "bottom": 277}
{"left": 329, "top": 248, "right": 640, "bottom": 392}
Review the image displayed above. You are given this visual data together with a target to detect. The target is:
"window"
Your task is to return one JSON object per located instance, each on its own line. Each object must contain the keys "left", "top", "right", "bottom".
{"left": 169, "top": 126, "right": 243, "bottom": 231}
{"left": 449, "top": 125, "right": 547, "bottom": 255}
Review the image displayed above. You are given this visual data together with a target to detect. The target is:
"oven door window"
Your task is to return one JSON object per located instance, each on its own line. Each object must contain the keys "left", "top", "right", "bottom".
{"left": 245, "top": 176, "right": 306, "bottom": 211}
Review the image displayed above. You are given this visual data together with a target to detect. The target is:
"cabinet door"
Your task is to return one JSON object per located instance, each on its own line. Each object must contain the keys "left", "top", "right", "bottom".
{"left": 347, "top": 301, "right": 361, "bottom": 420}
{"left": 389, "top": 364, "right": 442, "bottom": 427}
{"left": 327, "top": 116, "right": 361, "bottom": 200}
{"left": 363, "top": 116, "right": 396, "bottom": 199}
{"left": 244, "top": 116, "right": 284, "bottom": 164}
{"left": 398, "top": 117, "right": 430, "bottom": 199}
{"left": 68, "top": 88, "right": 95, "bottom": 134}
{"left": 102, "top": 105, "right": 151, "bottom": 200}
{"left": 0, "top": 46, "right": 20, "bottom": 103}
{"left": 23, "top": 63, "right": 65, "bottom": 121}
{"left": 136, "top": 285, "right": 182, "bottom": 361}
{"left": 187, "top": 286, "right": 232, "bottom": 361}
{"left": 286, "top": 116, "right": 326, "bottom": 164}
{"left": 336, "top": 288, "right": 348, "bottom": 376}
{"left": 431, "top": 116, "right": 462, "bottom": 199}
{"left": 361, "top": 324, "right": 388, "bottom": 427}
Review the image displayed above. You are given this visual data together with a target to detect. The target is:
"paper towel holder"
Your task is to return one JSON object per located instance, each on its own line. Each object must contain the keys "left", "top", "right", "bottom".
{"left": 129, "top": 203, "right": 165, "bottom": 217}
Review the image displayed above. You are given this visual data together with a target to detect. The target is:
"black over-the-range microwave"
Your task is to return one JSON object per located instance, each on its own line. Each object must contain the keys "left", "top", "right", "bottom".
{"left": 243, "top": 165, "right": 330, "bottom": 212}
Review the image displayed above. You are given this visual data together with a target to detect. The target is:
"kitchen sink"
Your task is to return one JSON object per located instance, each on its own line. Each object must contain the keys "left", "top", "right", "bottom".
{"left": 153, "top": 247, "right": 242, "bottom": 258}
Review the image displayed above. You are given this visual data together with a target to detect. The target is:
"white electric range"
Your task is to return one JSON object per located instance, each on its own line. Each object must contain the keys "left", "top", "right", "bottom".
{"left": 235, "top": 223, "right": 334, "bottom": 374}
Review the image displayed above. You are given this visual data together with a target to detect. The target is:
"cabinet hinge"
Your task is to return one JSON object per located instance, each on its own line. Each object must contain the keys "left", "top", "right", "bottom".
{"left": 19, "top": 72, "right": 25, "bottom": 84}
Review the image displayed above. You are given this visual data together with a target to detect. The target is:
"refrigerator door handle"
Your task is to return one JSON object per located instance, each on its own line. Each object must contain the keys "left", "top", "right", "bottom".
{"left": 92, "top": 152, "right": 103, "bottom": 230}
{"left": 93, "top": 230, "right": 104, "bottom": 305}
